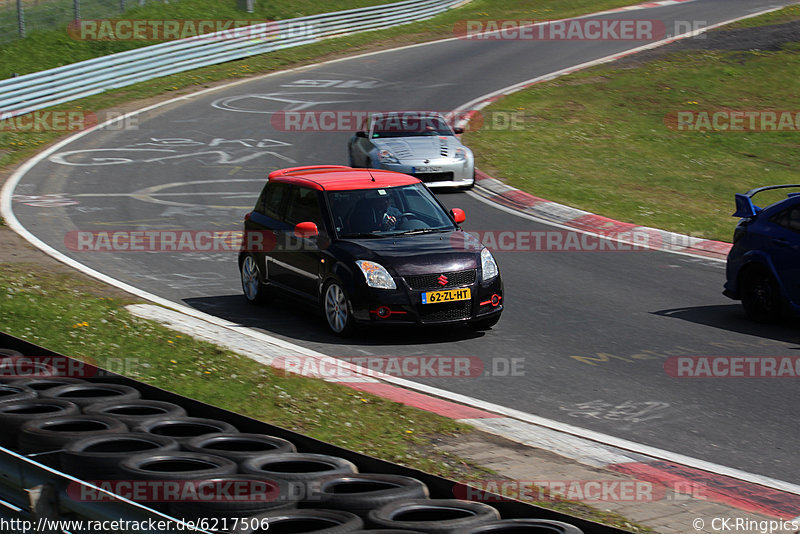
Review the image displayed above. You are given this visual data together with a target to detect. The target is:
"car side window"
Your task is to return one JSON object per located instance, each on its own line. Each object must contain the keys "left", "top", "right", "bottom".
{"left": 284, "top": 186, "right": 323, "bottom": 226}
{"left": 770, "top": 205, "right": 800, "bottom": 233}
{"left": 258, "top": 182, "right": 290, "bottom": 220}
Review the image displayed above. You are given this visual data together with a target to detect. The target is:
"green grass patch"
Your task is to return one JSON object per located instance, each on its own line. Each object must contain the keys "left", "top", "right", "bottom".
{"left": 0, "top": 263, "right": 477, "bottom": 473}
{"left": 0, "top": 0, "right": 641, "bottom": 169}
{"left": 0, "top": 0, "right": 402, "bottom": 59}
{"left": 464, "top": 8, "right": 800, "bottom": 242}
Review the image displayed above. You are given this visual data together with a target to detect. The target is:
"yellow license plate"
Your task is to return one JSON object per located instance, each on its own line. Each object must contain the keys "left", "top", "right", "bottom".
{"left": 421, "top": 287, "right": 471, "bottom": 304}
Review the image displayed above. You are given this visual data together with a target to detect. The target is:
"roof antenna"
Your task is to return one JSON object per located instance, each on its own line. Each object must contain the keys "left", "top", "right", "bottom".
{"left": 369, "top": 170, "right": 375, "bottom": 182}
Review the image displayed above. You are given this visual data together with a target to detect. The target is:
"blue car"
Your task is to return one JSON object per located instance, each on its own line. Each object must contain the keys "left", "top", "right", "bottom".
{"left": 724, "top": 184, "right": 800, "bottom": 322}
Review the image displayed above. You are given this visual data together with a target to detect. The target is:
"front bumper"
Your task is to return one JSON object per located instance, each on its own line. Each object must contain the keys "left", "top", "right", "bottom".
{"left": 348, "top": 269, "right": 503, "bottom": 327}
{"left": 375, "top": 159, "right": 474, "bottom": 188}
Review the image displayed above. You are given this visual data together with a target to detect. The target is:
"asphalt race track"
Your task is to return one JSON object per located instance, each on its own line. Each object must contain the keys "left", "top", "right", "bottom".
{"left": 8, "top": 0, "right": 800, "bottom": 486}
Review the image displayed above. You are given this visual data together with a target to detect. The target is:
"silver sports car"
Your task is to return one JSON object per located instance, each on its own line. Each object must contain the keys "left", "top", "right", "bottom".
{"left": 347, "top": 111, "right": 475, "bottom": 189}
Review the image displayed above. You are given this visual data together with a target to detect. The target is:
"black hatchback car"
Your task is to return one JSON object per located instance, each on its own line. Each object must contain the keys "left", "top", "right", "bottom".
{"left": 239, "top": 165, "right": 503, "bottom": 335}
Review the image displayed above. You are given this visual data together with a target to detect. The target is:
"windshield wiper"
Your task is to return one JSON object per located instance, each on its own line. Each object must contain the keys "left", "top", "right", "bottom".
{"left": 389, "top": 228, "right": 447, "bottom": 236}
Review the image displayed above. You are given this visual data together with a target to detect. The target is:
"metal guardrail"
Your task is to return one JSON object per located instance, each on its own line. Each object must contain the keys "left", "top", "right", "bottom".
{"left": 0, "top": 0, "right": 463, "bottom": 121}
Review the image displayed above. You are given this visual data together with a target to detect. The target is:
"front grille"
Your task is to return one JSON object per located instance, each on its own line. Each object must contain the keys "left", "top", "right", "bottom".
{"left": 419, "top": 301, "right": 471, "bottom": 322}
{"left": 404, "top": 269, "right": 476, "bottom": 291}
{"left": 412, "top": 172, "right": 454, "bottom": 183}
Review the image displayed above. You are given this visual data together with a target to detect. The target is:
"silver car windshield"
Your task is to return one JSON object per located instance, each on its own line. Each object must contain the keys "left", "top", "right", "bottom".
{"left": 370, "top": 112, "right": 455, "bottom": 139}
{"left": 328, "top": 183, "right": 457, "bottom": 238}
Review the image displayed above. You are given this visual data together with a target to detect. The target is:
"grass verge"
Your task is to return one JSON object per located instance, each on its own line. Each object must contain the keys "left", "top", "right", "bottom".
{"left": 0, "top": 263, "right": 652, "bottom": 531}
{"left": 0, "top": 0, "right": 642, "bottom": 168}
{"left": 463, "top": 7, "right": 800, "bottom": 242}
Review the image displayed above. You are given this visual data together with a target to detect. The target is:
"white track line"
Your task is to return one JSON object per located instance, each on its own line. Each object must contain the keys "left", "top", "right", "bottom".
{"left": 2, "top": 1, "right": 798, "bottom": 497}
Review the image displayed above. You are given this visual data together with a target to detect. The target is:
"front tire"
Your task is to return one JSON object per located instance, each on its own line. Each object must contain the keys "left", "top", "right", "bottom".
{"left": 322, "top": 281, "right": 354, "bottom": 336}
{"left": 241, "top": 254, "right": 267, "bottom": 305}
{"left": 741, "top": 267, "right": 783, "bottom": 323}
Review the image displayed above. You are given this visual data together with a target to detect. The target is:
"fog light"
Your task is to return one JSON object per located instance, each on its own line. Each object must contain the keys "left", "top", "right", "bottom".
{"left": 491, "top": 294, "right": 501, "bottom": 307}
{"left": 376, "top": 306, "right": 391, "bottom": 318}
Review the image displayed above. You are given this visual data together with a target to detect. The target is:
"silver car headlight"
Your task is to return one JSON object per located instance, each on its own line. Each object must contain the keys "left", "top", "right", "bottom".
{"left": 481, "top": 248, "right": 498, "bottom": 281}
{"left": 355, "top": 260, "right": 397, "bottom": 289}
{"left": 377, "top": 149, "right": 399, "bottom": 164}
{"left": 454, "top": 147, "right": 467, "bottom": 161}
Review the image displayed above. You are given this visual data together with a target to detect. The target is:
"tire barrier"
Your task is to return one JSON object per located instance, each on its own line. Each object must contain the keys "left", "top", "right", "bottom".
{"left": 464, "top": 518, "right": 587, "bottom": 533}
{"left": 40, "top": 382, "right": 141, "bottom": 407}
{"left": 116, "top": 451, "right": 239, "bottom": 512}
{"left": 18, "top": 414, "right": 128, "bottom": 455}
{"left": 304, "top": 473, "right": 429, "bottom": 518}
{"left": 132, "top": 416, "right": 239, "bottom": 444}
{"left": 366, "top": 498, "right": 501, "bottom": 533}
{"left": 233, "top": 508, "right": 364, "bottom": 534}
{"left": 167, "top": 474, "right": 298, "bottom": 520}
{"left": 183, "top": 432, "right": 296, "bottom": 461}
{"left": 119, "top": 451, "right": 239, "bottom": 481}
{"left": 0, "top": 399, "right": 80, "bottom": 446}
{"left": 60, "top": 432, "right": 181, "bottom": 480}
{"left": 240, "top": 453, "right": 359, "bottom": 486}
{"left": 83, "top": 399, "right": 187, "bottom": 426}
{"left": 0, "top": 383, "right": 38, "bottom": 403}
{"left": 6, "top": 377, "right": 87, "bottom": 391}
{"left": 0, "top": 334, "right": 623, "bottom": 534}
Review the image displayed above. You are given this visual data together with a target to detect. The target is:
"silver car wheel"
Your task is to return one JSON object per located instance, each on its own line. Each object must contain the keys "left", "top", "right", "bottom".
{"left": 324, "top": 283, "right": 349, "bottom": 334}
{"left": 241, "top": 255, "right": 260, "bottom": 303}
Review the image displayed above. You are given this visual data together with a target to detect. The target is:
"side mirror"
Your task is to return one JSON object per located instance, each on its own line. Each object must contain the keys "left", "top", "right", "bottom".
{"left": 355, "top": 131, "right": 367, "bottom": 138}
{"left": 294, "top": 221, "right": 319, "bottom": 239}
{"left": 450, "top": 208, "right": 466, "bottom": 224}
{"left": 453, "top": 126, "right": 464, "bottom": 134}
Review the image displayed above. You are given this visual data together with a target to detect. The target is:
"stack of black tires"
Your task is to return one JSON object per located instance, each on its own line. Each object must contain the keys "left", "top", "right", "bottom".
{"left": 0, "top": 337, "right": 629, "bottom": 534}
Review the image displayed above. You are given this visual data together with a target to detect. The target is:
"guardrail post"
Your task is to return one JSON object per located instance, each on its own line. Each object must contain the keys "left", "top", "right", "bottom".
{"left": 238, "top": 0, "right": 255, "bottom": 13}
{"left": 73, "top": 0, "right": 80, "bottom": 21}
{"left": 27, "top": 484, "right": 60, "bottom": 534}
{"left": 16, "top": 0, "right": 25, "bottom": 39}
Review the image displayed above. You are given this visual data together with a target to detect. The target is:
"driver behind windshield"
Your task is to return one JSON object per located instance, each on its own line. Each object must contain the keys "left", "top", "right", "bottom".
{"left": 375, "top": 193, "right": 402, "bottom": 230}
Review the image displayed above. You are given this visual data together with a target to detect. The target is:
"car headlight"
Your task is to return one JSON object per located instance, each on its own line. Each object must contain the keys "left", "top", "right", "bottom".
{"left": 481, "top": 248, "right": 498, "bottom": 281}
{"left": 454, "top": 147, "right": 467, "bottom": 161}
{"left": 377, "top": 149, "right": 399, "bottom": 164}
{"left": 355, "top": 260, "right": 397, "bottom": 289}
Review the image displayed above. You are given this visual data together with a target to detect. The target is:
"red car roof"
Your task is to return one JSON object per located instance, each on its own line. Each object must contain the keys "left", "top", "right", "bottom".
{"left": 268, "top": 166, "right": 421, "bottom": 191}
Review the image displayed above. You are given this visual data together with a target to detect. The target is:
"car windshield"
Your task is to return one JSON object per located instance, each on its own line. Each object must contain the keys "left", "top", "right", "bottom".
{"left": 328, "top": 183, "right": 457, "bottom": 238}
{"left": 369, "top": 112, "right": 454, "bottom": 138}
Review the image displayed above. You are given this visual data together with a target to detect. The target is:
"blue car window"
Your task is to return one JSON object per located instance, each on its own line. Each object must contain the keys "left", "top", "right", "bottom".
{"left": 771, "top": 206, "right": 800, "bottom": 233}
